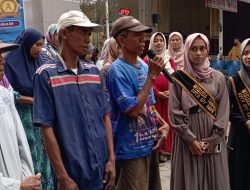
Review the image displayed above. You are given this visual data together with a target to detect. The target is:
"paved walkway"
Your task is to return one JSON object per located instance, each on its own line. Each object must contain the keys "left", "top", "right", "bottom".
{"left": 160, "top": 160, "right": 171, "bottom": 190}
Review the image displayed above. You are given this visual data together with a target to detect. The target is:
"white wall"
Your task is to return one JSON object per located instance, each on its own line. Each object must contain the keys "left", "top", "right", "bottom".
{"left": 23, "top": 0, "right": 43, "bottom": 30}
{"left": 23, "top": 0, "right": 80, "bottom": 34}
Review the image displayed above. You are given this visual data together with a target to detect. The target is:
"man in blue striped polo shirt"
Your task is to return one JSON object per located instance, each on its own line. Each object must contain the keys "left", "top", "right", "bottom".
{"left": 33, "top": 10, "right": 115, "bottom": 190}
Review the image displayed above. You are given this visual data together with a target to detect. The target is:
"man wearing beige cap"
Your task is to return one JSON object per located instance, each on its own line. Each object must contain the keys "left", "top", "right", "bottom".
{"left": 0, "top": 42, "right": 41, "bottom": 190}
{"left": 106, "top": 16, "right": 169, "bottom": 189}
{"left": 33, "top": 10, "right": 115, "bottom": 190}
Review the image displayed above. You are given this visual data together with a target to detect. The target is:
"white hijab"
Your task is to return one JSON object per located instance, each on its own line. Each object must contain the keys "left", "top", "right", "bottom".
{"left": 240, "top": 38, "right": 250, "bottom": 87}
{"left": 149, "top": 32, "right": 174, "bottom": 74}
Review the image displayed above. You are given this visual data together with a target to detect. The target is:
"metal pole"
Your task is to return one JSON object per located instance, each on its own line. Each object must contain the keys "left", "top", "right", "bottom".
{"left": 219, "top": 9, "right": 223, "bottom": 57}
{"left": 105, "top": 0, "right": 110, "bottom": 38}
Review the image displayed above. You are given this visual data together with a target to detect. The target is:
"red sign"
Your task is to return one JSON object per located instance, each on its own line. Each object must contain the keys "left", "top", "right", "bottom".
{"left": 119, "top": 8, "right": 130, "bottom": 15}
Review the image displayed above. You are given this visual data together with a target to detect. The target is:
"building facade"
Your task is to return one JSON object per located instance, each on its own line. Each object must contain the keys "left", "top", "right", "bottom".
{"left": 24, "top": 0, "right": 81, "bottom": 34}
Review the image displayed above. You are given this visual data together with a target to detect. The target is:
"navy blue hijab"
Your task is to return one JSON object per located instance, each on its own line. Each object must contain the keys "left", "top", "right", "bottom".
{"left": 5, "top": 28, "right": 50, "bottom": 96}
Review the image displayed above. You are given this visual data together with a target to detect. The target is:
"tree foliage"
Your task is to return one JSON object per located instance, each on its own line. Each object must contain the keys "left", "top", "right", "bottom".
{"left": 80, "top": 0, "right": 119, "bottom": 24}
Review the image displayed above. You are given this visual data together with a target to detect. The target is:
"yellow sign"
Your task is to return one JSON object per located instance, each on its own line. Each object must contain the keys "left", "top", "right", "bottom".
{"left": 0, "top": 0, "right": 19, "bottom": 18}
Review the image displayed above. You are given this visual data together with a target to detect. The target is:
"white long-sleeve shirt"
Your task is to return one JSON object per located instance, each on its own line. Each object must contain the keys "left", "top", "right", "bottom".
{"left": 0, "top": 86, "right": 34, "bottom": 190}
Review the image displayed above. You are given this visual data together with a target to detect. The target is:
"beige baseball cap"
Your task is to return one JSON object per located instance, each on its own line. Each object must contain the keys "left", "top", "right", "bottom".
{"left": 57, "top": 10, "right": 103, "bottom": 33}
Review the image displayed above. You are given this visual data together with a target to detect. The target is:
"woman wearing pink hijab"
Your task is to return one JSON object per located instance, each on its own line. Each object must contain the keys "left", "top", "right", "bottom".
{"left": 169, "top": 33, "right": 230, "bottom": 190}
{"left": 166, "top": 32, "right": 184, "bottom": 70}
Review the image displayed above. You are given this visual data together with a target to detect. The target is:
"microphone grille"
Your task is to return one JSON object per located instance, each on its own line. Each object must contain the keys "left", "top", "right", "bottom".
{"left": 147, "top": 49, "right": 156, "bottom": 59}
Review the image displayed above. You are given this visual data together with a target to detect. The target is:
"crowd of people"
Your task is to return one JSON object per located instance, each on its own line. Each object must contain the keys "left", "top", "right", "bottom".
{"left": 0, "top": 9, "right": 250, "bottom": 190}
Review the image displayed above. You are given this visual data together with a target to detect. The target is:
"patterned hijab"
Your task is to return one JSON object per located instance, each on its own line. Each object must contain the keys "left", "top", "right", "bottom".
{"left": 4, "top": 28, "right": 49, "bottom": 96}
{"left": 239, "top": 38, "right": 250, "bottom": 87}
{"left": 166, "top": 32, "right": 184, "bottom": 69}
{"left": 46, "top": 23, "right": 58, "bottom": 49}
{"left": 149, "top": 32, "right": 174, "bottom": 74}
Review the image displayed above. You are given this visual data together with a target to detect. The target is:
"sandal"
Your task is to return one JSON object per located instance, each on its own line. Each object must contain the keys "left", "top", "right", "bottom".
{"left": 159, "top": 154, "right": 168, "bottom": 163}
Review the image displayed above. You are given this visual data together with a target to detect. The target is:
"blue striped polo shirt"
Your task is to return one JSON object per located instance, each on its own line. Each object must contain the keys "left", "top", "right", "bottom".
{"left": 33, "top": 56, "right": 110, "bottom": 190}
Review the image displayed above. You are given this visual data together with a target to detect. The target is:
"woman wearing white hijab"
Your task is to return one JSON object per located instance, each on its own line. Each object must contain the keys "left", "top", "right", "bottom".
{"left": 228, "top": 38, "right": 250, "bottom": 190}
{"left": 144, "top": 32, "right": 176, "bottom": 162}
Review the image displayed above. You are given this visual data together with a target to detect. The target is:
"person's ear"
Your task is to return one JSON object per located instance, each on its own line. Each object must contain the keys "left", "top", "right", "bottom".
{"left": 60, "top": 29, "right": 67, "bottom": 40}
{"left": 117, "top": 35, "right": 126, "bottom": 48}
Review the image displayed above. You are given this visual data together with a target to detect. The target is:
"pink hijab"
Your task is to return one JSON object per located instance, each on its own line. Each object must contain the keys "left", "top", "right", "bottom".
{"left": 166, "top": 32, "right": 184, "bottom": 69}
{"left": 183, "top": 33, "right": 213, "bottom": 80}
{"left": 181, "top": 33, "right": 213, "bottom": 112}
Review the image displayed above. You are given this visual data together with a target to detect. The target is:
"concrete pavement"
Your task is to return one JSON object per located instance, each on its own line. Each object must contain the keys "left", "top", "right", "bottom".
{"left": 160, "top": 160, "right": 171, "bottom": 190}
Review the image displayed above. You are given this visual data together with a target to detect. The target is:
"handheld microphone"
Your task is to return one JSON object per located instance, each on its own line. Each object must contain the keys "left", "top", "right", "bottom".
{"left": 147, "top": 49, "right": 174, "bottom": 83}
